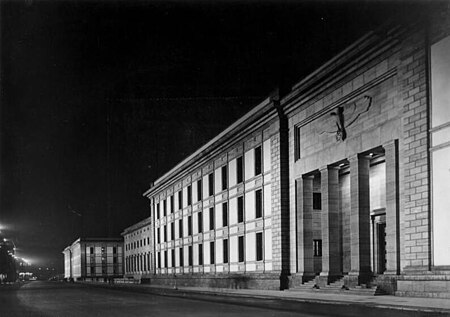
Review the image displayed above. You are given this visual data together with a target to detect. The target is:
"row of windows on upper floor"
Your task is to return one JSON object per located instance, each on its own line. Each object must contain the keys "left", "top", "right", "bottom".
{"left": 124, "top": 226, "right": 150, "bottom": 239}
{"left": 157, "top": 232, "right": 264, "bottom": 269}
{"left": 154, "top": 146, "right": 265, "bottom": 220}
{"left": 126, "top": 237, "right": 151, "bottom": 251}
{"left": 156, "top": 189, "right": 263, "bottom": 244}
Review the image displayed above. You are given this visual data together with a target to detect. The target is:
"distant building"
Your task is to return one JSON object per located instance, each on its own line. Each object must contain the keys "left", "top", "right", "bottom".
{"left": 137, "top": 6, "right": 450, "bottom": 297}
{"left": 62, "top": 237, "right": 124, "bottom": 282}
{"left": 122, "top": 217, "right": 154, "bottom": 281}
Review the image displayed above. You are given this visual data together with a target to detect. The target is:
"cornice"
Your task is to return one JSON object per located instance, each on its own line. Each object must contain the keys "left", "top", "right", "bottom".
{"left": 143, "top": 93, "right": 280, "bottom": 198}
{"left": 121, "top": 217, "right": 152, "bottom": 235}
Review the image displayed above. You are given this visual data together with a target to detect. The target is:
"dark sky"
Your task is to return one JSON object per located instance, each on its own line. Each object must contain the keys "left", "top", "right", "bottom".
{"left": 0, "top": 0, "right": 423, "bottom": 271}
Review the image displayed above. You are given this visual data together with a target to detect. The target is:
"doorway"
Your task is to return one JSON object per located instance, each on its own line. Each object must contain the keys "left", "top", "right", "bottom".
{"left": 371, "top": 212, "right": 386, "bottom": 274}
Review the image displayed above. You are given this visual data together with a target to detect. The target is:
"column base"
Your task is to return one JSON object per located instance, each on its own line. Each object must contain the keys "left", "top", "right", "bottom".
{"left": 318, "top": 272, "right": 342, "bottom": 287}
{"left": 344, "top": 271, "right": 372, "bottom": 287}
{"left": 289, "top": 273, "right": 316, "bottom": 288}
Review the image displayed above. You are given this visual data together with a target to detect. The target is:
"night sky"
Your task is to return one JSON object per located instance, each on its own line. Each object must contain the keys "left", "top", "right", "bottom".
{"left": 0, "top": 1, "right": 424, "bottom": 272}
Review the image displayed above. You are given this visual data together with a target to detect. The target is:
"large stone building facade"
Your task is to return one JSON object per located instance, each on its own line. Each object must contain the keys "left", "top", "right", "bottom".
{"left": 122, "top": 217, "right": 154, "bottom": 281}
{"left": 144, "top": 94, "right": 289, "bottom": 289}
{"left": 142, "top": 7, "right": 450, "bottom": 296}
{"left": 284, "top": 9, "right": 450, "bottom": 297}
{"left": 63, "top": 238, "right": 124, "bottom": 282}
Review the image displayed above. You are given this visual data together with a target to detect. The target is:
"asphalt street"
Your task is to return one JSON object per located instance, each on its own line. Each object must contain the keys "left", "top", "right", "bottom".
{"left": 0, "top": 281, "right": 444, "bottom": 317}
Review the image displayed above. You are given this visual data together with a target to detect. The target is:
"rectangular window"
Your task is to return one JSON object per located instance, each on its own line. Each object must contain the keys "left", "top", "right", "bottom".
{"left": 90, "top": 247, "right": 94, "bottom": 254}
{"left": 256, "top": 232, "right": 263, "bottom": 261}
{"left": 209, "top": 207, "right": 214, "bottom": 230}
{"left": 187, "top": 185, "right": 192, "bottom": 206}
{"left": 197, "top": 180, "right": 202, "bottom": 201}
{"left": 164, "top": 225, "right": 167, "bottom": 242}
{"left": 188, "top": 216, "right": 192, "bottom": 236}
{"left": 313, "top": 239, "right": 322, "bottom": 257}
{"left": 164, "top": 250, "right": 168, "bottom": 268}
{"left": 210, "top": 242, "right": 215, "bottom": 264}
{"left": 237, "top": 196, "right": 244, "bottom": 223}
{"left": 221, "top": 165, "right": 228, "bottom": 190}
{"left": 208, "top": 173, "right": 214, "bottom": 196}
{"left": 158, "top": 252, "right": 161, "bottom": 269}
{"left": 254, "top": 146, "right": 262, "bottom": 176}
{"left": 198, "top": 212, "right": 203, "bottom": 233}
{"left": 237, "top": 156, "right": 243, "bottom": 184}
{"left": 223, "top": 239, "right": 229, "bottom": 264}
{"left": 198, "top": 244, "right": 203, "bottom": 265}
{"left": 188, "top": 246, "right": 193, "bottom": 266}
{"left": 170, "top": 195, "right": 174, "bottom": 213}
{"left": 178, "top": 191, "right": 183, "bottom": 210}
{"left": 156, "top": 203, "right": 160, "bottom": 219}
{"left": 179, "top": 219, "right": 183, "bottom": 238}
{"left": 313, "top": 193, "right": 322, "bottom": 210}
{"left": 255, "top": 189, "right": 263, "bottom": 218}
{"left": 171, "top": 249, "right": 175, "bottom": 268}
{"left": 222, "top": 202, "right": 228, "bottom": 227}
{"left": 294, "top": 125, "right": 301, "bottom": 161}
{"left": 238, "top": 236, "right": 244, "bottom": 262}
{"left": 157, "top": 228, "right": 160, "bottom": 244}
{"left": 171, "top": 222, "right": 174, "bottom": 240}
{"left": 179, "top": 248, "right": 184, "bottom": 267}
{"left": 163, "top": 199, "right": 167, "bottom": 217}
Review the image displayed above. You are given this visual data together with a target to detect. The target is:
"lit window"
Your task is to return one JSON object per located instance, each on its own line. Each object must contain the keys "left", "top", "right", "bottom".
{"left": 313, "top": 239, "right": 322, "bottom": 257}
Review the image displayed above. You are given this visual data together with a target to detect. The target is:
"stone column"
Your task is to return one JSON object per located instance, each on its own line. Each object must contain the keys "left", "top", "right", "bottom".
{"left": 384, "top": 140, "right": 400, "bottom": 275}
{"left": 320, "top": 166, "right": 341, "bottom": 284}
{"left": 348, "top": 154, "right": 371, "bottom": 285}
{"left": 296, "top": 175, "right": 315, "bottom": 282}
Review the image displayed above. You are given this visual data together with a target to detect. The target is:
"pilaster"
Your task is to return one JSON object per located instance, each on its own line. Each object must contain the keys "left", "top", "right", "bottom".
{"left": 384, "top": 140, "right": 400, "bottom": 275}
{"left": 319, "top": 166, "right": 341, "bottom": 283}
{"left": 296, "top": 175, "right": 315, "bottom": 281}
{"left": 348, "top": 154, "right": 372, "bottom": 285}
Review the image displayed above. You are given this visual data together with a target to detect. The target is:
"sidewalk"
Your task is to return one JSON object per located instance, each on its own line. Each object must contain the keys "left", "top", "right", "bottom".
{"left": 85, "top": 281, "right": 450, "bottom": 314}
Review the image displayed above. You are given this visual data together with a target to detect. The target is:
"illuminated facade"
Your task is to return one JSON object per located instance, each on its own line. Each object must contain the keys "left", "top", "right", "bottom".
{"left": 284, "top": 10, "right": 450, "bottom": 297}
{"left": 141, "top": 7, "right": 450, "bottom": 296}
{"left": 122, "top": 217, "right": 154, "bottom": 281}
{"left": 63, "top": 237, "right": 124, "bottom": 281}
{"left": 144, "top": 93, "right": 289, "bottom": 289}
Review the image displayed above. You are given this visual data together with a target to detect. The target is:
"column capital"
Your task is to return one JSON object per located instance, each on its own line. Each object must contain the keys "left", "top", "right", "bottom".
{"left": 319, "top": 165, "right": 340, "bottom": 172}
{"left": 348, "top": 153, "right": 371, "bottom": 163}
{"left": 301, "top": 174, "right": 314, "bottom": 180}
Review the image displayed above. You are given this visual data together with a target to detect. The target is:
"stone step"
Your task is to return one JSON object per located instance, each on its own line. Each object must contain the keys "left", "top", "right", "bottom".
{"left": 288, "top": 279, "right": 317, "bottom": 290}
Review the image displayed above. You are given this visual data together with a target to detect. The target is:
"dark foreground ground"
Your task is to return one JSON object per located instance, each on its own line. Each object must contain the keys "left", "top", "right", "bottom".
{"left": 0, "top": 281, "right": 444, "bottom": 317}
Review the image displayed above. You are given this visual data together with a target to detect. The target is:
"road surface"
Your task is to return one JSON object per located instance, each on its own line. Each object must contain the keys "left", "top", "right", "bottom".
{"left": 0, "top": 281, "right": 441, "bottom": 316}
